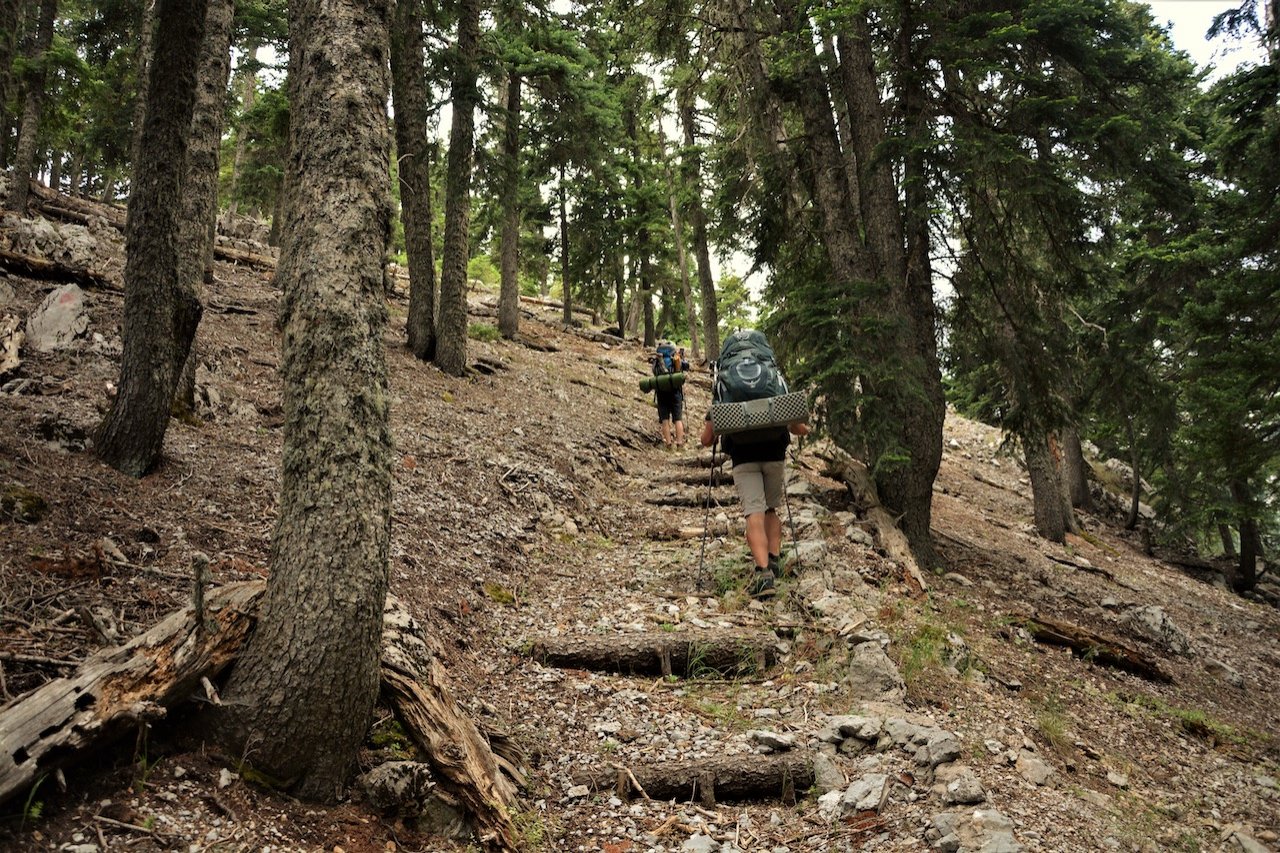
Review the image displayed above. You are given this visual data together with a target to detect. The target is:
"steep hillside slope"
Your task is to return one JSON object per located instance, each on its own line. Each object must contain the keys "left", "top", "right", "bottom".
{"left": 1, "top": 238, "right": 1278, "bottom": 852}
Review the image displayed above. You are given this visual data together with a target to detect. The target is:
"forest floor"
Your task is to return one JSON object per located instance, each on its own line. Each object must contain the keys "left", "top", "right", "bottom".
{"left": 2, "top": 214, "right": 1280, "bottom": 852}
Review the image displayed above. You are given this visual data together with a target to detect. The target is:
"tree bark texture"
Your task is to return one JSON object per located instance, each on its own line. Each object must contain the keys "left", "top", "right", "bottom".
{"left": 0, "top": 582, "right": 265, "bottom": 807}
{"left": 559, "top": 166, "right": 571, "bottom": 324}
{"left": 390, "top": 0, "right": 437, "bottom": 361}
{"left": 1229, "top": 480, "right": 1260, "bottom": 593}
{"left": 94, "top": 0, "right": 207, "bottom": 478}
{"left": 174, "top": 0, "right": 234, "bottom": 414}
{"left": 225, "top": 42, "right": 259, "bottom": 216}
{"left": 436, "top": 0, "right": 479, "bottom": 377}
{"left": 666, "top": 160, "right": 700, "bottom": 361}
{"left": 1023, "top": 432, "right": 1068, "bottom": 544}
{"left": 214, "top": 0, "right": 394, "bottom": 801}
{"left": 497, "top": 67, "right": 523, "bottom": 340}
{"left": 128, "top": 0, "right": 157, "bottom": 175}
{"left": 530, "top": 632, "right": 779, "bottom": 678}
{"left": 0, "top": 0, "right": 21, "bottom": 167}
{"left": 1060, "top": 426, "right": 1092, "bottom": 510}
{"left": 6, "top": 0, "right": 55, "bottom": 214}
{"left": 577, "top": 754, "right": 814, "bottom": 806}
{"left": 1019, "top": 612, "right": 1173, "bottom": 683}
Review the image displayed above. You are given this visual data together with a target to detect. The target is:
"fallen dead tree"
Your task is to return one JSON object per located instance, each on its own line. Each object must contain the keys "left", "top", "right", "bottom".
{"left": 529, "top": 632, "right": 778, "bottom": 678}
{"left": 817, "top": 448, "right": 929, "bottom": 596}
{"left": 0, "top": 581, "right": 265, "bottom": 805}
{"left": 0, "top": 246, "right": 115, "bottom": 290}
{"left": 1012, "top": 612, "right": 1174, "bottom": 684}
{"left": 577, "top": 753, "right": 814, "bottom": 806}
{"left": 0, "top": 584, "right": 521, "bottom": 852}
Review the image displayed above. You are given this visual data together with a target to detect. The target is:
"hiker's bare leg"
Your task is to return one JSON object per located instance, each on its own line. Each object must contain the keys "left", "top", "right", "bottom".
{"left": 745, "top": 512, "right": 770, "bottom": 568}
{"left": 765, "top": 509, "right": 782, "bottom": 557}
{"left": 675, "top": 419, "right": 685, "bottom": 445}
{"left": 661, "top": 420, "right": 672, "bottom": 446}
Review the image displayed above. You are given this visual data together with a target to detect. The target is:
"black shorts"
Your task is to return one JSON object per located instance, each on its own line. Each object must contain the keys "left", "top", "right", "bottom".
{"left": 657, "top": 393, "right": 683, "bottom": 422}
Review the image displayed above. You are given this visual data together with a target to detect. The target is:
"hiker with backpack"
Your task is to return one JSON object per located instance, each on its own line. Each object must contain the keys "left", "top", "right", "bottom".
{"left": 699, "top": 330, "right": 809, "bottom": 599}
{"left": 651, "top": 341, "right": 686, "bottom": 450}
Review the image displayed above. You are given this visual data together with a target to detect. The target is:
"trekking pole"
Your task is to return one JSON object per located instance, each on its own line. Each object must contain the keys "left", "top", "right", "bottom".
{"left": 695, "top": 437, "right": 719, "bottom": 592}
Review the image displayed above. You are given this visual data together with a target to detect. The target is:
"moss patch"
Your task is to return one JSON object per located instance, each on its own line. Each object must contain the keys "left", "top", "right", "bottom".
{"left": 1, "top": 484, "right": 48, "bottom": 524}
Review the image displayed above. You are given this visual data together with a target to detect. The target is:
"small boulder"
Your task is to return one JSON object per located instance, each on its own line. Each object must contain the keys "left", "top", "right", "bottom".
{"left": 844, "top": 642, "right": 905, "bottom": 701}
{"left": 1123, "top": 605, "right": 1192, "bottom": 656}
{"left": 1015, "top": 751, "right": 1054, "bottom": 786}
{"left": 840, "top": 773, "right": 889, "bottom": 813}
{"left": 25, "top": 284, "right": 89, "bottom": 351}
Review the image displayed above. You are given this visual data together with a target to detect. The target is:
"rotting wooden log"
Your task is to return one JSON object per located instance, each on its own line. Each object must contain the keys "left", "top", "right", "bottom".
{"left": 517, "top": 294, "right": 595, "bottom": 318}
{"left": 1044, "top": 553, "right": 1116, "bottom": 583}
{"left": 212, "top": 243, "right": 277, "bottom": 270}
{"left": 817, "top": 450, "right": 929, "bottom": 597}
{"left": 381, "top": 596, "right": 518, "bottom": 852}
{"left": 529, "top": 632, "right": 777, "bottom": 678}
{"left": 647, "top": 494, "right": 737, "bottom": 509}
{"left": 0, "top": 581, "right": 266, "bottom": 806}
{"left": 1014, "top": 612, "right": 1173, "bottom": 684}
{"left": 0, "top": 247, "right": 115, "bottom": 289}
{"left": 577, "top": 753, "right": 814, "bottom": 806}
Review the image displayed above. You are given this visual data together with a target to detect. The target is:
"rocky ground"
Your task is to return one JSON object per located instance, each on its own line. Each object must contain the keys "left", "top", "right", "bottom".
{"left": 1, "top": 193, "right": 1279, "bottom": 852}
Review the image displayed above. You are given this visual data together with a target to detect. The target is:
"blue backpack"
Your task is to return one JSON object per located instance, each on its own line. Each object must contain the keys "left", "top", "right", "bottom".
{"left": 656, "top": 341, "right": 677, "bottom": 373}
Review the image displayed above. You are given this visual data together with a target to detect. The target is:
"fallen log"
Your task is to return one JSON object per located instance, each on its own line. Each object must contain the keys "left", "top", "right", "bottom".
{"left": 0, "top": 247, "right": 115, "bottom": 290}
{"left": 0, "top": 581, "right": 266, "bottom": 806}
{"left": 529, "top": 632, "right": 778, "bottom": 678}
{"left": 817, "top": 449, "right": 929, "bottom": 596}
{"left": 646, "top": 494, "right": 737, "bottom": 509}
{"left": 213, "top": 243, "right": 277, "bottom": 271}
{"left": 1044, "top": 553, "right": 1116, "bottom": 583}
{"left": 577, "top": 753, "right": 813, "bottom": 806}
{"left": 517, "top": 294, "right": 595, "bottom": 318}
{"left": 1015, "top": 612, "right": 1173, "bottom": 683}
{"left": 381, "top": 597, "right": 518, "bottom": 852}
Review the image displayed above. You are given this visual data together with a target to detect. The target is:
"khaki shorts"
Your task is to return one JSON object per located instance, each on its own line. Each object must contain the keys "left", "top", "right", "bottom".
{"left": 732, "top": 460, "right": 785, "bottom": 517}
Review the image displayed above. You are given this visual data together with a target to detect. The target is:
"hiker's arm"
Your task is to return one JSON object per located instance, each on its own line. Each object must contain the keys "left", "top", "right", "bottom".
{"left": 700, "top": 418, "right": 715, "bottom": 447}
{"left": 789, "top": 421, "right": 810, "bottom": 437}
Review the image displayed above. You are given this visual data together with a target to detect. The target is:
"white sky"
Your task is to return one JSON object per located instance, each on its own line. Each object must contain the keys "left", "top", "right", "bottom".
{"left": 1145, "top": 0, "right": 1269, "bottom": 79}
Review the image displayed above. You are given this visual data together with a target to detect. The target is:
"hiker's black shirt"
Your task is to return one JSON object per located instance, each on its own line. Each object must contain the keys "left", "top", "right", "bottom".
{"left": 720, "top": 428, "right": 789, "bottom": 466}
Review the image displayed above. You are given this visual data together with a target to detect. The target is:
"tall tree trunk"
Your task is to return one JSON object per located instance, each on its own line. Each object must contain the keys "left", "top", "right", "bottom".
{"left": 94, "top": 0, "right": 207, "bottom": 477}
{"left": 559, "top": 164, "right": 571, "bottom": 324}
{"left": 225, "top": 42, "right": 260, "bottom": 218}
{"left": 435, "top": 0, "right": 479, "bottom": 376}
{"left": 1124, "top": 418, "right": 1141, "bottom": 531}
{"left": 667, "top": 166, "right": 700, "bottom": 361}
{"left": 6, "top": 0, "right": 55, "bottom": 213}
{"left": 677, "top": 87, "right": 719, "bottom": 362}
{"left": 1218, "top": 523, "right": 1237, "bottom": 558}
{"left": 1228, "top": 480, "right": 1260, "bottom": 593}
{"left": 0, "top": 0, "right": 20, "bottom": 168}
{"left": 215, "top": 0, "right": 394, "bottom": 801}
{"left": 174, "top": 0, "right": 234, "bottom": 416}
{"left": 1060, "top": 426, "right": 1092, "bottom": 511}
{"left": 390, "top": 0, "right": 437, "bottom": 360}
{"left": 129, "top": 0, "right": 157, "bottom": 175}
{"left": 496, "top": 67, "right": 522, "bottom": 340}
{"left": 1024, "top": 432, "right": 1068, "bottom": 543}
{"left": 47, "top": 149, "right": 59, "bottom": 189}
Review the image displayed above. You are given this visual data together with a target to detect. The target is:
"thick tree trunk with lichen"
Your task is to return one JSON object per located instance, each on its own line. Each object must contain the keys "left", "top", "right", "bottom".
{"left": 6, "top": 0, "right": 56, "bottom": 213}
{"left": 212, "top": 0, "right": 394, "bottom": 802}
{"left": 94, "top": 0, "right": 207, "bottom": 477}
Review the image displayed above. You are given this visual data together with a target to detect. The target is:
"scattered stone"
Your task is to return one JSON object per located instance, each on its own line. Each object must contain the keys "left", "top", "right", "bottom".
{"left": 1123, "top": 605, "right": 1192, "bottom": 656}
{"left": 840, "top": 773, "right": 889, "bottom": 813}
{"left": 682, "top": 833, "right": 720, "bottom": 852}
{"left": 843, "top": 642, "right": 905, "bottom": 701}
{"left": 942, "top": 768, "right": 987, "bottom": 805}
{"left": 943, "top": 572, "right": 973, "bottom": 587}
{"left": 565, "top": 784, "right": 590, "bottom": 800}
{"left": 1223, "top": 827, "right": 1271, "bottom": 853}
{"left": 811, "top": 752, "right": 845, "bottom": 794}
{"left": 25, "top": 284, "right": 89, "bottom": 351}
{"left": 1204, "top": 658, "right": 1245, "bottom": 688}
{"left": 1015, "top": 751, "right": 1054, "bottom": 786}
{"left": 0, "top": 314, "right": 22, "bottom": 375}
{"left": 1106, "top": 771, "right": 1129, "bottom": 789}
{"left": 817, "top": 789, "right": 843, "bottom": 820}
{"left": 748, "top": 730, "right": 796, "bottom": 751}
{"left": 846, "top": 526, "right": 875, "bottom": 547}
{"left": 930, "top": 808, "right": 1020, "bottom": 853}
{"left": 218, "top": 768, "right": 235, "bottom": 788}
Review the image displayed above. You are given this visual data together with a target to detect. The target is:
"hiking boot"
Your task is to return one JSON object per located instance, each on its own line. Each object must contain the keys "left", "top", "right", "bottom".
{"left": 767, "top": 555, "right": 782, "bottom": 578}
{"left": 748, "top": 569, "right": 776, "bottom": 599}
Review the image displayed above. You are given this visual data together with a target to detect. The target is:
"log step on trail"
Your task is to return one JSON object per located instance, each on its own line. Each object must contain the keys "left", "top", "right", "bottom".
{"left": 529, "top": 632, "right": 779, "bottom": 678}
{"left": 647, "top": 494, "right": 737, "bottom": 509}
{"left": 1011, "top": 612, "right": 1174, "bottom": 683}
{"left": 577, "top": 753, "right": 815, "bottom": 806}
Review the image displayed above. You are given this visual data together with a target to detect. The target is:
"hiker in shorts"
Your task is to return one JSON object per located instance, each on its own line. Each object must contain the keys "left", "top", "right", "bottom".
{"left": 699, "top": 415, "right": 809, "bottom": 598}
{"left": 652, "top": 350, "right": 685, "bottom": 449}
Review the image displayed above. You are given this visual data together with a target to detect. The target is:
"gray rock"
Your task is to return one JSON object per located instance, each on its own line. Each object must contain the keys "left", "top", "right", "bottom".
{"left": 844, "top": 642, "right": 905, "bottom": 701}
{"left": 0, "top": 278, "right": 15, "bottom": 307}
{"left": 847, "top": 526, "right": 875, "bottom": 547}
{"left": 841, "top": 774, "right": 889, "bottom": 813}
{"left": 25, "top": 284, "right": 89, "bottom": 351}
{"left": 943, "top": 572, "right": 974, "bottom": 587}
{"left": 831, "top": 715, "right": 883, "bottom": 742}
{"left": 943, "top": 769, "right": 987, "bottom": 805}
{"left": 1204, "top": 658, "right": 1245, "bottom": 688}
{"left": 1015, "top": 752, "right": 1054, "bottom": 786}
{"left": 1106, "top": 771, "right": 1129, "bottom": 789}
{"left": 359, "top": 761, "right": 437, "bottom": 814}
{"left": 923, "top": 733, "right": 963, "bottom": 768}
{"left": 812, "top": 752, "right": 846, "bottom": 793}
{"left": 748, "top": 730, "right": 796, "bottom": 751}
{"left": 817, "top": 789, "right": 843, "bottom": 820}
{"left": 1123, "top": 605, "right": 1192, "bottom": 656}
{"left": 565, "top": 784, "right": 590, "bottom": 799}
{"left": 1225, "top": 829, "right": 1270, "bottom": 853}
{"left": 682, "top": 833, "right": 721, "bottom": 852}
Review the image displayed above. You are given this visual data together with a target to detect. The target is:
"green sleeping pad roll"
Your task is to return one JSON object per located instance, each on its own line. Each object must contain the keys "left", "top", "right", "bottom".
{"left": 639, "top": 372, "right": 686, "bottom": 393}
